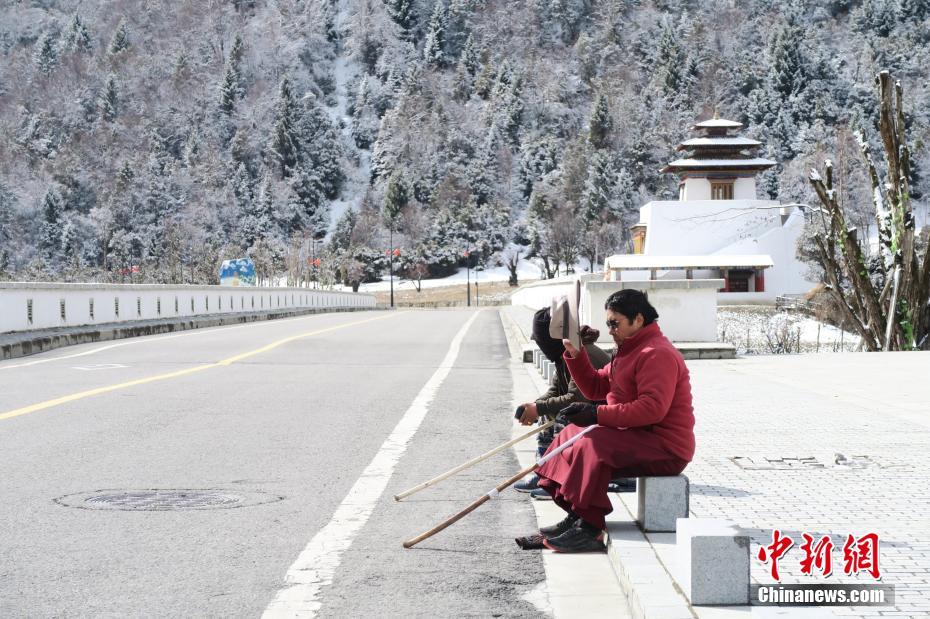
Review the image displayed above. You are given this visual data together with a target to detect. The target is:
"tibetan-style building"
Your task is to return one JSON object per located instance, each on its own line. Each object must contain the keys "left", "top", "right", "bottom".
{"left": 607, "top": 115, "right": 815, "bottom": 302}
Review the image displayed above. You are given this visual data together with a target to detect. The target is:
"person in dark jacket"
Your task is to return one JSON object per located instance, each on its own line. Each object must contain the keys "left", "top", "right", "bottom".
{"left": 514, "top": 306, "right": 610, "bottom": 499}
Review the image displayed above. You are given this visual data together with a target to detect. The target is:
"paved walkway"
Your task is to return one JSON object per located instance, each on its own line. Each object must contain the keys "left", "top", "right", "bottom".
{"left": 501, "top": 304, "right": 930, "bottom": 618}
{"left": 687, "top": 352, "right": 930, "bottom": 618}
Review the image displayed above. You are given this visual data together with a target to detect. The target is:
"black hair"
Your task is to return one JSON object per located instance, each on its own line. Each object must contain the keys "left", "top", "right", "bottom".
{"left": 604, "top": 289, "right": 659, "bottom": 325}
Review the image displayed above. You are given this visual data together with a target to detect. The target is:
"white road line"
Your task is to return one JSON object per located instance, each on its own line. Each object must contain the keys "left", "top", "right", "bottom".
{"left": 262, "top": 311, "right": 481, "bottom": 618}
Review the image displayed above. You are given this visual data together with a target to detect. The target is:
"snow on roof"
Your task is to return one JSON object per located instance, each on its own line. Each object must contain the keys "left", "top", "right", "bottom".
{"left": 664, "top": 157, "right": 777, "bottom": 169}
{"left": 677, "top": 137, "right": 762, "bottom": 150}
{"left": 692, "top": 118, "right": 743, "bottom": 129}
{"left": 604, "top": 254, "right": 774, "bottom": 270}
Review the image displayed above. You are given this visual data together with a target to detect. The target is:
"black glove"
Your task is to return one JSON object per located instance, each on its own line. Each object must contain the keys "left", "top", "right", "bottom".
{"left": 514, "top": 404, "right": 526, "bottom": 420}
{"left": 579, "top": 325, "right": 600, "bottom": 345}
{"left": 558, "top": 402, "right": 598, "bottom": 427}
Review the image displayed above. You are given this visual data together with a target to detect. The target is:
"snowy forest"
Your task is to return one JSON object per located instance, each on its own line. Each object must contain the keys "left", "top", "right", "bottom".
{"left": 0, "top": 0, "right": 928, "bottom": 289}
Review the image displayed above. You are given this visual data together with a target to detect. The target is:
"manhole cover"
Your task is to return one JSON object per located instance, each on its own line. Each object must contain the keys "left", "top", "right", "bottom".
{"left": 730, "top": 454, "right": 908, "bottom": 471}
{"left": 54, "top": 489, "right": 283, "bottom": 511}
{"left": 730, "top": 456, "right": 826, "bottom": 470}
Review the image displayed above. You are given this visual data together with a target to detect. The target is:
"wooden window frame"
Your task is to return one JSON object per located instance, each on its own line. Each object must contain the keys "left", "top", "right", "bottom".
{"left": 711, "top": 180, "right": 734, "bottom": 200}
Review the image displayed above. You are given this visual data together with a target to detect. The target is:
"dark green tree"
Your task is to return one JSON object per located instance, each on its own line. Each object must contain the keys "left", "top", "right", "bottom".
{"left": 34, "top": 33, "right": 59, "bottom": 76}
{"left": 387, "top": 0, "right": 417, "bottom": 41}
{"left": 108, "top": 19, "right": 131, "bottom": 56}
{"left": 423, "top": 1, "right": 447, "bottom": 68}
{"left": 64, "top": 14, "right": 92, "bottom": 54}
{"left": 40, "top": 187, "right": 64, "bottom": 262}
{"left": 269, "top": 76, "right": 300, "bottom": 177}
{"left": 588, "top": 93, "right": 613, "bottom": 150}
{"left": 99, "top": 74, "right": 119, "bottom": 122}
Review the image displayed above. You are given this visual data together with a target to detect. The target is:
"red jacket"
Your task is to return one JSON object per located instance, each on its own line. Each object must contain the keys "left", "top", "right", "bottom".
{"left": 563, "top": 322, "right": 695, "bottom": 462}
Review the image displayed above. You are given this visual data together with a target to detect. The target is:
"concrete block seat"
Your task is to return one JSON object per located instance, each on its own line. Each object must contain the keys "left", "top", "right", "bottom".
{"left": 636, "top": 475, "right": 689, "bottom": 532}
{"left": 676, "top": 518, "right": 750, "bottom": 605}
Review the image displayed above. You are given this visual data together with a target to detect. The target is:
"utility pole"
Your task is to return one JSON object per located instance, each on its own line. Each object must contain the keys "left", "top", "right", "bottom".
{"left": 465, "top": 250, "right": 471, "bottom": 307}
{"left": 389, "top": 226, "right": 394, "bottom": 308}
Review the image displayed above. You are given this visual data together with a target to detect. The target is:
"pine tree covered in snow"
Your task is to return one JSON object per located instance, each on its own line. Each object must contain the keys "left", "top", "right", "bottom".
{"left": 0, "top": 0, "right": 927, "bottom": 286}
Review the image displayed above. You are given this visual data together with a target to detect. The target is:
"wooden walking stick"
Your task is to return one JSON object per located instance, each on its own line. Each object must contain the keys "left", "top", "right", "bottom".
{"left": 394, "top": 420, "right": 556, "bottom": 501}
{"left": 402, "top": 425, "right": 596, "bottom": 548}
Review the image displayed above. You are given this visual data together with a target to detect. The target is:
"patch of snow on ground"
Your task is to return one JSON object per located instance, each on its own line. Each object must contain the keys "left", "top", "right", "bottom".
{"left": 718, "top": 306, "right": 860, "bottom": 354}
{"left": 354, "top": 258, "right": 561, "bottom": 292}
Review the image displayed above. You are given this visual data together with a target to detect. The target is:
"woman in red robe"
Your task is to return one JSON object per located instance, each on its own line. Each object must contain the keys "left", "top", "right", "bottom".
{"left": 532, "top": 289, "right": 695, "bottom": 553}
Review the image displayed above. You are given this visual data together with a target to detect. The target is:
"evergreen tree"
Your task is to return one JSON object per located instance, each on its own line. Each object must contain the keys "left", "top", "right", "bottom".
{"left": 34, "top": 33, "right": 59, "bottom": 77}
{"left": 40, "top": 187, "right": 64, "bottom": 262}
{"left": 0, "top": 179, "right": 16, "bottom": 256}
{"left": 328, "top": 207, "right": 357, "bottom": 254}
{"left": 655, "top": 21, "right": 684, "bottom": 97}
{"left": 899, "top": 0, "right": 929, "bottom": 20}
{"left": 581, "top": 151, "right": 614, "bottom": 226}
{"left": 117, "top": 160, "right": 135, "bottom": 191}
{"left": 296, "top": 98, "right": 344, "bottom": 199}
{"left": 518, "top": 136, "right": 559, "bottom": 198}
{"left": 229, "top": 33, "right": 245, "bottom": 68}
{"left": 269, "top": 76, "right": 300, "bottom": 177}
{"left": 460, "top": 33, "right": 480, "bottom": 75}
{"left": 220, "top": 34, "right": 245, "bottom": 114}
{"left": 452, "top": 56, "right": 473, "bottom": 101}
{"left": 588, "top": 93, "right": 613, "bottom": 150}
{"left": 423, "top": 1, "right": 447, "bottom": 68}
{"left": 64, "top": 14, "right": 92, "bottom": 54}
{"left": 384, "top": 172, "right": 409, "bottom": 223}
{"left": 387, "top": 0, "right": 417, "bottom": 41}
{"left": 99, "top": 74, "right": 119, "bottom": 122}
{"left": 219, "top": 65, "right": 240, "bottom": 115}
{"left": 241, "top": 173, "right": 274, "bottom": 247}
{"left": 466, "top": 129, "right": 498, "bottom": 206}
{"left": 108, "top": 19, "right": 131, "bottom": 56}
{"left": 769, "top": 20, "right": 808, "bottom": 99}
{"left": 352, "top": 76, "right": 379, "bottom": 148}
{"left": 854, "top": 0, "right": 898, "bottom": 36}
{"left": 286, "top": 165, "right": 329, "bottom": 237}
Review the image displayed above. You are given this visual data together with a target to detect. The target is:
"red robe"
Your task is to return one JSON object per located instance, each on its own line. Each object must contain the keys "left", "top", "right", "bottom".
{"left": 536, "top": 322, "right": 695, "bottom": 529}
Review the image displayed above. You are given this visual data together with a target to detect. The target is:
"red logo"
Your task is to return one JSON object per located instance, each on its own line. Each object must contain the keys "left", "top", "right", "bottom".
{"left": 758, "top": 530, "right": 881, "bottom": 581}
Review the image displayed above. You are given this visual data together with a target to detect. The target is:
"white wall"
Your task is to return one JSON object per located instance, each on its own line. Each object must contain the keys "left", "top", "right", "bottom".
{"left": 682, "top": 178, "right": 711, "bottom": 201}
{"left": 714, "top": 209, "right": 816, "bottom": 297}
{"left": 582, "top": 279, "right": 722, "bottom": 343}
{"left": 641, "top": 200, "right": 783, "bottom": 256}
{"left": 734, "top": 177, "right": 756, "bottom": 200}
{"left": 680, "top": 177, "right": 756, "bottom": 201}
{"left": 0, "top": 283, "right": 376, "bottom": 333}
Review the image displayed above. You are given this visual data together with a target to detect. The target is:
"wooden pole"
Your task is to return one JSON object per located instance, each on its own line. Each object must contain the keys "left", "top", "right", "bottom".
{"left": 394, "top": 420, "right": 555, "bottom": 501}
{"left": 403, "top": 425, "right": 596, "bottom": 548}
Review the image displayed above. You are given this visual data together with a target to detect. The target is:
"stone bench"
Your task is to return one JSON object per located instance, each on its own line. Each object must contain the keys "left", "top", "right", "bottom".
{"left": 675, "top": 518, "right": 750, "bottom": 605}
{"left": 636, "top": 475, "right": 689, "bottom": 532}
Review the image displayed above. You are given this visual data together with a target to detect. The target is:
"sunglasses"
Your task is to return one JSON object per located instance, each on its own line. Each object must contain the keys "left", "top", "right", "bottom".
{"left": 606, "top": 319, "right": 621, "bottom": 330}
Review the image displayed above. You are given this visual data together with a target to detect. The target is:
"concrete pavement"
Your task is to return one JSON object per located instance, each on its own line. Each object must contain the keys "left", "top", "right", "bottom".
{"left": 501, "top": 302, "right": 930, "bottom": 618}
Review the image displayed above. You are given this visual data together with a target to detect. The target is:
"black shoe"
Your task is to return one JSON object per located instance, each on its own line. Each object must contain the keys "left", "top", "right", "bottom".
{"left": 514, "top": 474, "right": 541, "bottom": 493}
{"left": 607, "top": 477, "right": 637, "bottom": 493}
{"left": 539, "top": 513, "right": 579, "bottom": 537}
{"left": 514, "top": 534, "right": 546, "bottom": 550}
{"left": 543, "top": 526, "right": 606, "bottom": 553}
{"left": 529, "top": 487, "right": 552, "bottom": 501}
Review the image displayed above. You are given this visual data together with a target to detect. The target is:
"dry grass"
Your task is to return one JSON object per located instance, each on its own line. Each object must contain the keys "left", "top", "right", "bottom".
{"left": 372, "top": 280, "right": 517, "bottom": 306}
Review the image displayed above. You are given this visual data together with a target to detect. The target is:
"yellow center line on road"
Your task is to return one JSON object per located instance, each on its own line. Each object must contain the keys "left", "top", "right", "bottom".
{"left": 0, "top": 312, "right": 401, "bottom": 422}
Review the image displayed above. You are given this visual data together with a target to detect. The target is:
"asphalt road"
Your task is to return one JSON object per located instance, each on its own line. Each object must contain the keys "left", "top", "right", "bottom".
{"left": 0, "top": 309, "right": 543, "bottom": 617}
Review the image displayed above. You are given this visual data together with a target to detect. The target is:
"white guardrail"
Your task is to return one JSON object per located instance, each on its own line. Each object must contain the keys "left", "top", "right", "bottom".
{"left": 0, "top": 282, "right": 376, "bottom": 333}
